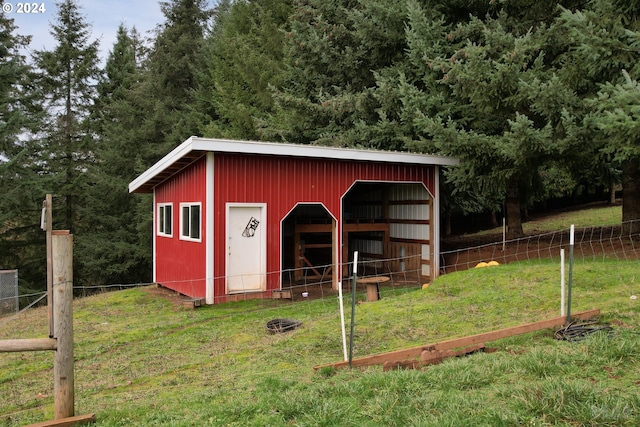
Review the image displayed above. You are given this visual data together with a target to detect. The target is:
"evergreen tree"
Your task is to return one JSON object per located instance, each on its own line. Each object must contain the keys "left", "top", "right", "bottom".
{"left": 78, "top": 0, "right": 213, "bottom": 286}
{"left": 0, "top": 7, "right": 47, "bottom": 292}
{"left": 589, "top": 71, "right": 640, "bottom": 230}
{"left": 198, "top": 0, "right": 291, "bottom": 140}
{"left": 0, "top": 6, "right": 37, "bottom": 156}
{"left": 268, "top": 0, "right": 409, "bottom": 146}
{"left": 77, "top": 24, "right": 152, "bottom": 286}
{"left": 398, "top": 0, "right": 583, "bottom": 237}
{"left": 32, "top": 0, "right": 102, "bottom": 232}
{"left": 141, "top": 0, "right": 213, "bottom": 161}
{"left": 559, "top": 0, "right": 640, "bottom": 227}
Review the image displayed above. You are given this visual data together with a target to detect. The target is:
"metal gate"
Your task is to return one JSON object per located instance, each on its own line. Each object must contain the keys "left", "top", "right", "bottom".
{"left": 0, "top": 269, "right": 18, "bottom": 316}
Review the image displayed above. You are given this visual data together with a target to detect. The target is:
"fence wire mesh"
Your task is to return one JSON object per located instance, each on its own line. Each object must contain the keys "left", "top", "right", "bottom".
{"left": 440, "top": 220, "right": 640, "bottom": 273}
{"left": 3, "top": 219, "right": 640, "bottom": 321}
{"left": 0, "top": 270, "right": 18, "bottom": 316}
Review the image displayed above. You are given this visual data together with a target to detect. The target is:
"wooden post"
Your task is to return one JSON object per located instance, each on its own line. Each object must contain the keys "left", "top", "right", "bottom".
{"left": 366, "top": 283, "right": 379, "bottom": 302}
{"left": 0, "top": 203, "right": 88, "bottom": 425}
{"left": 45, "top": 194, "right": 54, "bottom": 338}
{"left": 348, "top": 251, "right": 358, "bottom": 368}
{"left": 52, "top": 230, "right": 74, "bottom": 420}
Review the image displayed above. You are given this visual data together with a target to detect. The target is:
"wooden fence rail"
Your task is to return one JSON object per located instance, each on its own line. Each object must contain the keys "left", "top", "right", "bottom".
{"left": 314, "top": 309, "right": 600, "bottom": 371}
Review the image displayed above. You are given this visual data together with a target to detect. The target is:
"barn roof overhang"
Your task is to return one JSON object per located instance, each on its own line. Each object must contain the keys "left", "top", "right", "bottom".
{"left": 129, "top": 136, "right": 459, "bottom": 194}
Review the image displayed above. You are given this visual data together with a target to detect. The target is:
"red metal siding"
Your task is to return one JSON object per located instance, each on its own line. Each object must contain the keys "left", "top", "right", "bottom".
{"left": 155, "top": 156, "right": 208, "bottom": 297}
{"left": 212, "top": 153, "right": 435, "bottom": 299}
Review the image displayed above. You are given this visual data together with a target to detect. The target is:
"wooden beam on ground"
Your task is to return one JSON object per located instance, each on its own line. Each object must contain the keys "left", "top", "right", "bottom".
{"left": 182, "top": 298, "right": 205, "bottom": 309}
{"left": 0, "top": 338, "right": 57, "bottom": 353}
{"left": 272, "top": 290, "right": 292, "bottom": 299}
{"left": 383, "top": 358, "right": 421, "bottom": 372}
{"left": 382, "top": 343, "right": 486, "bottom": 371}
{"left": 314, "top": 309, "right": 600, "bottom": 371}
{"left": 24, "top": 413, "right": 96, "bottom": 427}
{"left": 420, "top": 343, "right": 486, "bottom": 366}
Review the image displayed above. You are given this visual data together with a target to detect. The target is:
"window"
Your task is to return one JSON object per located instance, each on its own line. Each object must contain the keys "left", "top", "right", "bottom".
{"left": 158, "top": 204, "right": 173, "bottom": 237}
{"left": 180, "top": 203, "right": 201, "bottom": 241}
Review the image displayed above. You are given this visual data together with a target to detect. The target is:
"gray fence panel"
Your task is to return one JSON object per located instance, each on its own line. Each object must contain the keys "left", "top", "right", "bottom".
{"left": 0, "top": 269, "right": 18, "bottom": 316}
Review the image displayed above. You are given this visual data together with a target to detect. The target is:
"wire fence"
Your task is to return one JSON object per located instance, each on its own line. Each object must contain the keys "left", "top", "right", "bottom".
{"left": 0, "top": 270, "right": 18, "bottom": 316}
{"left": 440, "top": 220, "right": 640, "bottom": 273}
{"left": 130, "top": 254, "right": 427, "bottom": 307}
{"left": 2, "top": 219, "right": 639, "bottom": 322}
{"left": 0, "top": 253, "right": 427, "bottom": 326}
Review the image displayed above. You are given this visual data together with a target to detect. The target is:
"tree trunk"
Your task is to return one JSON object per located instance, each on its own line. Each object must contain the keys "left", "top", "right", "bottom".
{"left": 609, "top": 181, "right": 617, "bottom": 205}
{"left": 444, "top": 211, "right": 452, "bottom": 236}
{"left": 490, "top": 211, "right": 498, "bottom": 228}
{"left": 505, "top": 177, "right": 524, "bottom": 239}
{"left": 621, "top": 159, "right": 640, "bottom": 234}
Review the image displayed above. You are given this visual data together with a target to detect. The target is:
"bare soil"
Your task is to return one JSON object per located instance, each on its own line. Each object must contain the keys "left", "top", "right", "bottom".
{"left": 142, "top": 284, "right": 190, "bottom": 308}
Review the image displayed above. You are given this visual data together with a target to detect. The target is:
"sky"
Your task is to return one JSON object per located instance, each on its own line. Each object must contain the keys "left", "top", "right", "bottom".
{"left": 8, "top": 0, "right": 166, "bottom": 63}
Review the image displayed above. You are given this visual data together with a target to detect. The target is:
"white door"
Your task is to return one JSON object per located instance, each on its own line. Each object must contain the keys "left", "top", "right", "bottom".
{"left": 226, "top": 204, "right": 266, "bottom": 293}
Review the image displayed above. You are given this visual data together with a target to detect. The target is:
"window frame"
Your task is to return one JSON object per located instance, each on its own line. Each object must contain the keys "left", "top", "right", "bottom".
{"left": 157, "top": 203, "right": 173, "bottom": 238}
{"left": 180, "top": 202, "right": 202, "bottom": 242}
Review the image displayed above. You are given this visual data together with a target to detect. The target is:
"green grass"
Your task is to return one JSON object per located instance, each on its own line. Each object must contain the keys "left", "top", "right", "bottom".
{"left": 525, "top": 205, "right": 623, "bottom": 234}
{"left": 468, "top": 204, "right": 622, "bottom": 238}
{"left": 1, "top": 203, "right": 639, "bottom": 426}
{"left": 1, "top": 256, "right": 639, "bottom": 426}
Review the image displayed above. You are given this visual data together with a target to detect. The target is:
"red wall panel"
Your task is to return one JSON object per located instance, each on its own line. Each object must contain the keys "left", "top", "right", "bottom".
{"left": 154, "top": 152, "right": 436, "bottom": 301}
{"left": 155, "top": 157, "right": 207, "bottom": 297}
{"left": 212, "top": 153, "right": 435, "bottom": 299}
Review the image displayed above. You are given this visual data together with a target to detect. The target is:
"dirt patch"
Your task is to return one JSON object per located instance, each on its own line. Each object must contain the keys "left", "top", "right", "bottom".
{"left": 141, "top": 285, "right": 190, "bottom": 308}
{"left": 282, "top": 272, "right": 422, "bottom": 302}
{"left": 285, "top": 281, "right": 338, "bottom": 302}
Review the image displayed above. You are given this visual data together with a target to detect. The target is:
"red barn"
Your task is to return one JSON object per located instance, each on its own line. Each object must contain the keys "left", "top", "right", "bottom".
{"left": 129, "top": 137, "right": 458, "bottom": 304}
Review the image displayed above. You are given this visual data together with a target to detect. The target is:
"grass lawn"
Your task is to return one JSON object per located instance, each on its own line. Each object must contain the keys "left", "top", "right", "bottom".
{"left": 457, "top": 204, "right": 623, "bottom": 239}
{"left": 1, "top": 204, "right": 639, "bottom": 426}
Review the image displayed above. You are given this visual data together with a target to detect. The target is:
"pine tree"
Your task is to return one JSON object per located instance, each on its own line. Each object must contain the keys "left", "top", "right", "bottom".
{"left": 559, "top": 0, "right": 640, "bottom": 227}
{"left": 589, "top": 71, "right": 640, "bottom": 231}
{"left": 141, "top": 0, "right": 213, "bottom": 160}
{"left": 32, "top": 0, "right": 102, "bottom": 232}
{"left": 0, "top": 7, "right": 47, "bottom": 291}
{"left": 269, "top": 0, "right": 409, "bottom": 146}
{"left": 77, "top": 24, "right": 152, "bottom": 286}
{"left": 198, "top": 0, "right": 291, "bottom": 140}
{"left": 0, "top": 7, "right": 37, "bottom": 156}
{"left": 398, "top": 1, "right": 583, "bottom": 238}
{"left": 78, "top": 0, "right": 213, "bottom": 286}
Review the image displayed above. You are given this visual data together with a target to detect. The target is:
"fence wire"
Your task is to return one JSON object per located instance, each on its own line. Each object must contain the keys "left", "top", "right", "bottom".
{"left": 3, "top": 220, "right": 639, "bottom": 322}
{"left": 0, "top": 270, "right": 18, "bottom": 316}
{"left": 440, "top": 220, "right": 640, "bottom": 273}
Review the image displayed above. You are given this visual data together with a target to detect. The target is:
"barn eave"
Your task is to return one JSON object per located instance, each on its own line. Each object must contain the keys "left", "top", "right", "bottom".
{"left": 128, "top": 136, "right": 459, "bottom": 194}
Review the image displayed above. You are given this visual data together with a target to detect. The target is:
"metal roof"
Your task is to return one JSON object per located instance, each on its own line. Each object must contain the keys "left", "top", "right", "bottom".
{"left": 129, "top": 136, "right": 459, "bottom": 194}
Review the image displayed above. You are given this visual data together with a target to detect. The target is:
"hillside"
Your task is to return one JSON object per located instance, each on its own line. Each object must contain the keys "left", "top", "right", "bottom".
{"left": 1, "top": 204, "right": 639, "bottom": 426}
{"left": 1, "top": 259, "right": 639, "bottom": 425}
